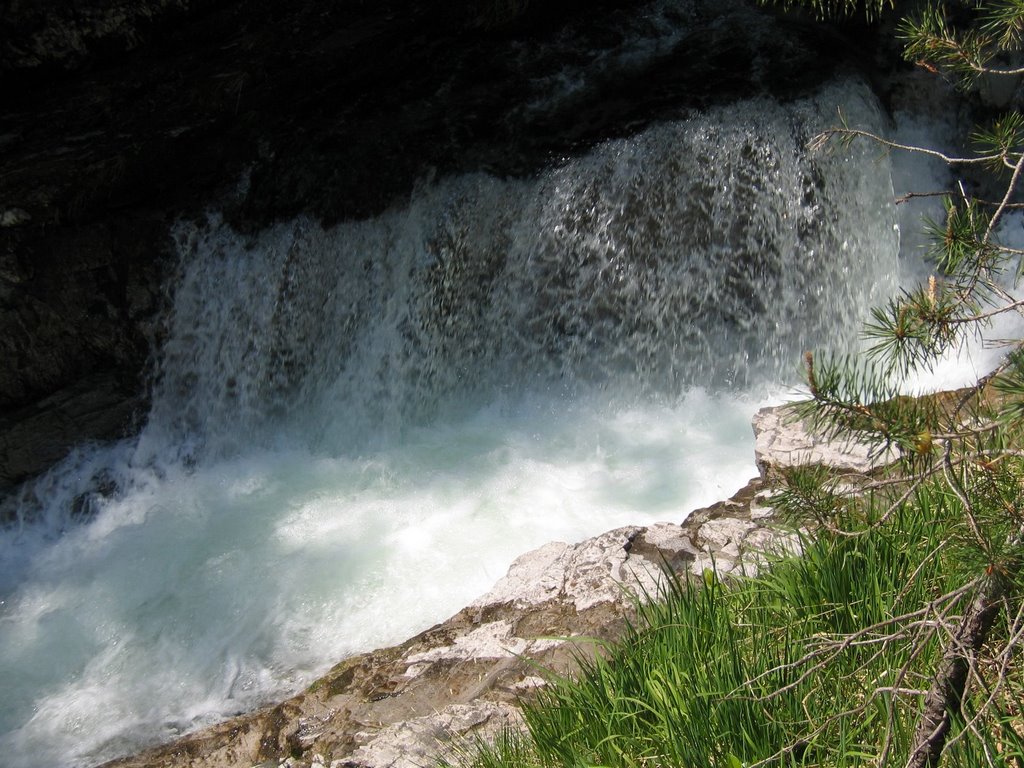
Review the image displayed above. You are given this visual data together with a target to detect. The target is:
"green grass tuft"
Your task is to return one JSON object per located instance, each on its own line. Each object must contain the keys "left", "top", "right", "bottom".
{"left": 451, "top": 484, "right": 1023, "bottom": 767}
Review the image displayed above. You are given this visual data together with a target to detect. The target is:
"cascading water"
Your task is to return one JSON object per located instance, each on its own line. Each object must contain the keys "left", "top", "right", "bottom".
{"left": 0, "top": 78, "right": 899, "bottom": 767}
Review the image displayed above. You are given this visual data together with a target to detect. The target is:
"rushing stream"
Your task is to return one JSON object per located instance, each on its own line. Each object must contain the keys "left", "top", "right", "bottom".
{"left": 0, "top": 76, "right": 901, "bottom": 767}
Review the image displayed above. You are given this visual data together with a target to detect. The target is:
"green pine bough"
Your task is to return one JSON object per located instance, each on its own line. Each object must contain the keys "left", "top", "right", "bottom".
{"left": 792, "top": 3, "right": 1024, "bottom": 763}
{"left": 450, "top": 3, "right": 1024, "bottom": 767}
{"left": 762, "top": 0, "right": 894, "bottom": 22}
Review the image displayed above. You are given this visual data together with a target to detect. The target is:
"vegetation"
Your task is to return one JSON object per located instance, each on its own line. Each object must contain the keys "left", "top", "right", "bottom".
{"left": 450, "top": 498, "right": 1023, "bottom": 767}
{"left": 450, "top": 2, "right": 1024, "bottom": 767}
{"left": 764, "top": 0, "right": 893, "bottom": 22}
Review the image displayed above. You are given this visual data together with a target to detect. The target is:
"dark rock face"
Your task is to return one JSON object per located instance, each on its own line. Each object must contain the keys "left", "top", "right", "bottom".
{"left": 0, "top": 0, "right": 878, "bottom": 496}
{"left": 0, "top": 215, "right": 167, "bottom": 495}
{"left": 1, "top": 0, "right": 199, "bottom": 74}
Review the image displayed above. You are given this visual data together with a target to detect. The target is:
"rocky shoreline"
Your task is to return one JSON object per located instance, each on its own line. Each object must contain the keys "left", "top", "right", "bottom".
{"left": 100, "top": 403, "right": 885, "bottom": 768}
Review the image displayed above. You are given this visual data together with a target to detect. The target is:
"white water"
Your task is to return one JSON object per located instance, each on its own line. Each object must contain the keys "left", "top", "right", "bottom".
{"left": 0, "top": 79, "right": 900, "bottom": 767}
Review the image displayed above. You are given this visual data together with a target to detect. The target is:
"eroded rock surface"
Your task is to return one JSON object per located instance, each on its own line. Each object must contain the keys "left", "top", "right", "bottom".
{"left": 752, "top": 402, "right": 896, "bottom": 479}
{"left": 344, "top": 702, "right": 523, "bottom": 768}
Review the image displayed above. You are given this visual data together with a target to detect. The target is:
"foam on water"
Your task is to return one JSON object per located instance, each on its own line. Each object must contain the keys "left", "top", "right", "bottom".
{"left": 1, "top": 391, "right": 761, "bottom": 766}
{"left": 0, "top": 77, "right": 900, "bottom": 767}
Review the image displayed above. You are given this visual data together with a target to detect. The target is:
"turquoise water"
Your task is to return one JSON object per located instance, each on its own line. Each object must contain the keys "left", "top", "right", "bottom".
{"left": 0, "top": 79, "right": 899, "bottom": 767}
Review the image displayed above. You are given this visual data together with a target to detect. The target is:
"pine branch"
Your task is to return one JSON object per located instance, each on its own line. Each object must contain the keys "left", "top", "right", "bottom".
{"left": 810, "top": 127, "right": 1003, "bottom": 166}
{"left": 760, "top": 0, "right": 895, "bottom": 22}
{"left": 982, "top": 0, "right": 1024, "bottom": 50}
{"left": 896, "top": 189, "right": 1024, "bottom": 209}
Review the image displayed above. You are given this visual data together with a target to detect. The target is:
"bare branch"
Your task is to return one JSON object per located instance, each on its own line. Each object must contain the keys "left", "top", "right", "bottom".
{"left": 810, "top": 127, "right": 1003, "bottom": 166}
{"left": 984, "top": 152, "right": 1024, "bottom": 243}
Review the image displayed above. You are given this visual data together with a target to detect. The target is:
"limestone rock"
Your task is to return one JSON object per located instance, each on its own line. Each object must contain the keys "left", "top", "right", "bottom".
{"left": 697, "top": 517, "right": 757, "bottom": 552}
{"left": 472, "top": 525, "right": 677, "bottom": 612}
{"left": 344, "top": 702, "right": 522, "bottom": 768}
{"left": 749, "top": 490, "right": 775, "bottom": 520}
{"left": 403, "top": 620, "right": 531, "bottom": 669}
{"left": 752, "top": 403, "right": 895, "bottom": 479}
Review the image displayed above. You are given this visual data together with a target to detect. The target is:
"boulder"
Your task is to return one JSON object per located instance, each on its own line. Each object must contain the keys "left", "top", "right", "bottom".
{"left": 752, "top": 402, "right": 896, "bottom": 480}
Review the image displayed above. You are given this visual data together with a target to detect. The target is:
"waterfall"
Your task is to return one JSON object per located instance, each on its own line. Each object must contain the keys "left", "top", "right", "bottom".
{"left": 145, "top": 79, "right": 896, "bottom": 460}
{"left": 0, "top": 77, "right": 899, "bottom": 768}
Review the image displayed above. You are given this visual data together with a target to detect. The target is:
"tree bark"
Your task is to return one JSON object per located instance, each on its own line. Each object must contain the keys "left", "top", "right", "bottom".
{"left": 905, "top": 573, "right": 1008, "bottom": 768}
